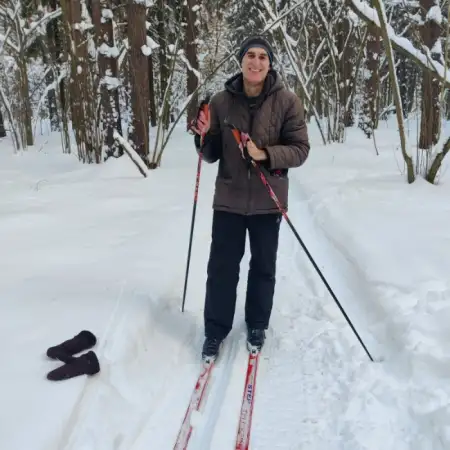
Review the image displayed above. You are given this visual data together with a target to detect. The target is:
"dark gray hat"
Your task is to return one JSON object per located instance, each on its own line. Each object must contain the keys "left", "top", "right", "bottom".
{"left": 238, "top": 36, "right": 274, "bottom": 66}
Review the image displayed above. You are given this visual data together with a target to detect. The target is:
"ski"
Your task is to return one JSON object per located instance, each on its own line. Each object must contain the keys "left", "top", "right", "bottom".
{"left": 173, "top": 360, "right": 214, "bottom": 449}
{"left": 235, "top": 349, "right": 260, "bottom": 450}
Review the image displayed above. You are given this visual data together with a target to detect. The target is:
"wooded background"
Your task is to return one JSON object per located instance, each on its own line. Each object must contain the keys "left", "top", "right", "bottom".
{"left": 0, "top": 0, "right": 448, "bottom": 183}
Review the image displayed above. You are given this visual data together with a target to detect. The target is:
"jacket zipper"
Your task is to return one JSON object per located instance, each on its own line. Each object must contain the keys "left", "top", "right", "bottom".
{"left": 246, "top": 111, "right": 255, "bottom": 215}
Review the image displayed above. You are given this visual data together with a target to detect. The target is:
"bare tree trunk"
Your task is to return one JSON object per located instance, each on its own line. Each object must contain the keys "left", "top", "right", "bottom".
{"left": 360, "top": 18, "right": 380, "bottom": 137}
{"left": 157, "top": 0, "right": 169, "bottom": 129}
{"left": 336, "top": 14, "right": 355, "bottom": 127}
{"left": 184, "top": 0, "right": 200, "bottom": 125}
{"left": 127, "top": 0, "right": 150, "bottom": 166}
{"left": 17, "top": 56, "right": 33, "bottom": 146}
{"left": 62, "top": 0, "right": 100, "bottom": 162}
{"left": 418, "top": 0, "right": 442, "bottom": 150}
{"left": 315, "top": 78, "right": 323, "bottom": 118}
{"left": 0, "top": 109, "right": 5, "bottom": 138}
{"left": 49, "top": 0, "right": 71, "bottom": 153}
{"left": 45, "top": 0, "right": 60, "bottom": 131}
{"left": 372, "top": 0, "right": 415, "bottom": 183}
{"left": 148, "top": 54, "right": 157, "bottom": 127}
{"left": 427, "top": 138, "right": 450, "bottom": 183}
{"left": 92, "top": 0, "right": 123, "bottom": 160}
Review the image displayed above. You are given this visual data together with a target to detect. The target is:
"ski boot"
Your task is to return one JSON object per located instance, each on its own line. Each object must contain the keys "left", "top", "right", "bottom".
{"left": 247, "top": 328, "right": 265, "bottom": 354}
{"left": 201, "top": 336, "right": 223, "bottom": 363}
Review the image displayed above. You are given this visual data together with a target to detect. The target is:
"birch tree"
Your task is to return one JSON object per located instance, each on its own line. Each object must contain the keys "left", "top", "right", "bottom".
{"left": 0, "top": 0, "right": 61, "bottom": 147}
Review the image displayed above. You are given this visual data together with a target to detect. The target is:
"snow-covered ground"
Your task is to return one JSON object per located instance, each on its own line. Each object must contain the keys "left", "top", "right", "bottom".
{"left": 1, "top": 118, "right": 450, "bottom": 449}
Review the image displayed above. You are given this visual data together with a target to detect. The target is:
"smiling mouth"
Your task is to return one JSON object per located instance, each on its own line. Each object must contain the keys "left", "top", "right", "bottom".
{"left": 249, "top": 68, "right": 262, "bottom": 72}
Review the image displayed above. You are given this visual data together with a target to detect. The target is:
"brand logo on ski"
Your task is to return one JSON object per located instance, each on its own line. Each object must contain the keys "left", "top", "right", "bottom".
{"left": 246, "top": 384, "right": 253, "bottom": 401}
{"left": 235, "top": 352, "right": 259, "bottom": 450}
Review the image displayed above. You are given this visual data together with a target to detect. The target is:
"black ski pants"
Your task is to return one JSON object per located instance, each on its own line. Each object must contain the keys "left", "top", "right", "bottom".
{"left": 204, "top": 210, "right": 282, "bottom": 339}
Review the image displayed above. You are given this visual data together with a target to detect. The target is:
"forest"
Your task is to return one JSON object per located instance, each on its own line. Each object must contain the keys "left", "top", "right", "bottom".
{"left": 0, "top": 0, "right": 448, "bottom": 183}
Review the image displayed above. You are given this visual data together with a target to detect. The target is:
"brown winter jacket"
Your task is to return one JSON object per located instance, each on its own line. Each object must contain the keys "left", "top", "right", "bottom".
{"left": 195, "top": 69, "right": 310, "bottom": 215}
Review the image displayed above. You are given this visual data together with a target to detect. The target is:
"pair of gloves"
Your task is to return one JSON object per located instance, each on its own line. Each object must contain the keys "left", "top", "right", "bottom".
{"left": 46, "top": 330, "right": 100, "bottom": 381}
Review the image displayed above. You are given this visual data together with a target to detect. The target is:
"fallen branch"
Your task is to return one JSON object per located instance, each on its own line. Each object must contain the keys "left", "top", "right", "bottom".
{"left": 113, "top": 130, "right": 149, "bottom": 178}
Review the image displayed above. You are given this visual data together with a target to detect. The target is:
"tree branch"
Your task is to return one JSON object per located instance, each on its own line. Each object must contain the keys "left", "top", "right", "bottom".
{"left": 347, "top": 0, "right": 450, "bottom": 88}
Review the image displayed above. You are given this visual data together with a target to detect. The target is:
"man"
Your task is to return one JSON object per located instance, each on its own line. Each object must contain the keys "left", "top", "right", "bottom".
{"left": 191, "top": 35, "right": 310, "bottom": 361}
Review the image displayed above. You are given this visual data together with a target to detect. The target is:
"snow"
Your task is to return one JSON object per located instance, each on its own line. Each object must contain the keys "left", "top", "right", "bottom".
{"left": 102, "top": 75, "right": 121, "bottom": 90}
{"left": 178, "top": 52, "right": 202, "bottom": 81}
{"left": 141, "top": 36, "right": 160, "bottom": 56}
{"left": 351, "top": 0, "right": 450, "bottom": 84}
{"left": 101, "top": 8, "right": 113, "bottom": 20}
{"left": 1, "top": 117, "right": 450, "bottom": 449}
{"left": 427, "top": 4, "right": 442, "bottom": 24}
{"left": 146, "top": 36, "right": 159, "bottom": 50}
{"left": 133, "top": 0, "right": 154, "bottom": 5}
{"left": 113, "top": 130, "right": 149, "bottom": 177}
{"left": 98, "top": 43, "right": 119, "bottom": 58}
{"left": 141, "top": 45, "right": 152, "bottom": 56}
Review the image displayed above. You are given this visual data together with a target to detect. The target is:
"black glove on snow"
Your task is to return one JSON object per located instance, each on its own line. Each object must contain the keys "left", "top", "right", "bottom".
{"left": 47, "top": 351, "right": 100, "bottom": 381}
{"left": 46, "top": 330, "right": 97, "bottom": 363}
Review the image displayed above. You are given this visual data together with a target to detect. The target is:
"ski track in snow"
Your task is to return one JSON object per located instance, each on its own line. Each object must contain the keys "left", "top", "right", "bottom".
{"left": 49, "top": 177, "right": 427, "bottom": 450}
{"left": 2, "top": 127, "right": 450, "bottom": 449}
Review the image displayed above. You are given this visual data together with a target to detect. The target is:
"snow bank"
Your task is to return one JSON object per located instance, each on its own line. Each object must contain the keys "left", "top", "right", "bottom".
{"left": 290, "top": 120, "right": 450, "bottom": 446}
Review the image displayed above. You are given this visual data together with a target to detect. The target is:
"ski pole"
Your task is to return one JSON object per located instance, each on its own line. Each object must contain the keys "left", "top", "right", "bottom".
{"left": 227, "top": 124, "right": 374, "bottom": 362}
{"left": 181, "top": 98, "right": 210, "bottom": 312}
{"left": 181, "top": 149, "right": 202, "bottom": 312}
{"left": 255, "top": 160, "right": 373, "bottom": 362}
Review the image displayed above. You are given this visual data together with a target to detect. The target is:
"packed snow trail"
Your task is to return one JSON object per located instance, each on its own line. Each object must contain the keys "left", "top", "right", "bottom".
{"left": 1, "top": 126, "right": 450, "bottom": 449}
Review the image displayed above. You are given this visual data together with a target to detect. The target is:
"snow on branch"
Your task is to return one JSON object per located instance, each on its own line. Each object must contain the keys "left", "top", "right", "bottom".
{"left": 141, "top": 36, "right": 159, "bottom": 56}
{"left": 177, "top": 49, "right": 202, "bottom": 82}
{"left": 0, "top": 26, "right": 17, "bottom": 56}
{"left": 113, "top": 130, "right": 149, "bottom": 178}
{"left": 0, "top": 3, "right": 62, "bottom": 54}
{"left": 24, "top": 9, "right": 62, "bottom": 50}
{"left": 348, "top": 0, "right": 450, "bottom": 87}
{"left": 133, "top": 0, "right": 154, "bottom": 5}
{"left": 262, "top": 0, "right": 308, "bottom": 33}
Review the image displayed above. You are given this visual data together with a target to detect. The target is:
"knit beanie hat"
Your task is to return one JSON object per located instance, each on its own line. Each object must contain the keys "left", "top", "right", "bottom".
{"left": 238, "top": 36, "right": 274, "bottom": 66}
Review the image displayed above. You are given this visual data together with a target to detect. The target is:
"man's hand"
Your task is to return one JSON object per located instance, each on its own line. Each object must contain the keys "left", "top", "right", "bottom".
{"left": 246, "top": 140, "right": 267, "bottom": 161}
{"left": 190, "top": 109, "right": 210, "bottom": 136}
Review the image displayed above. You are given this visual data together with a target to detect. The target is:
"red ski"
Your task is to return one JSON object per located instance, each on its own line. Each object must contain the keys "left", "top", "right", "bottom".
{"left": 235, "top": 350, "right": 260, "bottom": 450}
{"left": 173, "top": 361, "right": 214, "bottom": 450}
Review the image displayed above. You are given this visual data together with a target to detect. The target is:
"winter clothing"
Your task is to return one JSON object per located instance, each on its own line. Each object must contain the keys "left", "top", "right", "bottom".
{"left": 247, "top": 328, "right": 266, "bottom": 351}
{"left": 195, "top": 69, "right": 310, "bottom": 215}
{"left": 204, "top": 210, "right": 281, "bottom": 340}
{"left": 47, "top": 351, "right": 100, "bottom": 381}
{"left": 238, "top": 35, "right": 274, "bottom": 66}
{"left": 202, "top": 336, "right": 223, "bottom": 361}
{"left": 193, "top": 65, "right": 310, "bottom": 357}
{"left": 202, "top": 326, "right": 266, "bottom": 361}
{"left": 46, "top": 330, "right": 97, "bottom": 363}
{"left": 46, "top": 330, "right": 100, "bottom": 381}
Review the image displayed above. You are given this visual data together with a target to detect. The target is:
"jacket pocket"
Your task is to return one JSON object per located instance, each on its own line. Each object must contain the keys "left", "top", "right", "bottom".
{"left": 218, "top": 158, "right": 232, "bottom": 180}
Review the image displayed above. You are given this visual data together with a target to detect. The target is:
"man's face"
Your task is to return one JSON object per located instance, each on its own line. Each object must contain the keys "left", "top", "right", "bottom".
{"left": 241, "top": 47, "right": 270, "bottom": 85}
